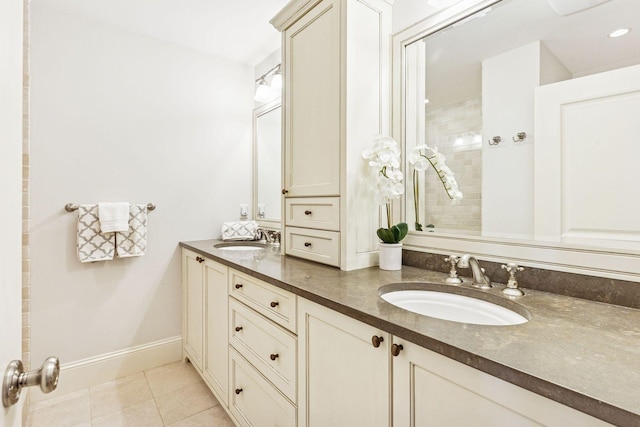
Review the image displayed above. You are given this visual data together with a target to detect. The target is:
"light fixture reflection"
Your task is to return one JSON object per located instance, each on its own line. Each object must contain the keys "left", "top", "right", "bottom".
{"left": 254, "top": 63, "right": 282, "bottom": 103}
{"left": 254, "top": 78, "right": 272, "bottom": 102}
{"left": 270, "top": 67, "right": 283, "bottom": 96}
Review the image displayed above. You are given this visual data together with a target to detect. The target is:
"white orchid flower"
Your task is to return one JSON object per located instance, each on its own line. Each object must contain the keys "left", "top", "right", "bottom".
{"left": 409, "top": 143, "right": 463, "bottom": 202}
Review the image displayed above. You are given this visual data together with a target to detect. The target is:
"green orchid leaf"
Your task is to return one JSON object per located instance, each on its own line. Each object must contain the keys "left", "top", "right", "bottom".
{"left": 377, "top": 223, "right": 408, "bottom": 243}
{"left": 377, "top": 228, "right": 395, "bottom": 243}
{"left": 396, "top": 222, "right": 408, "bottom": 241}
{"left": 391, "top": 225, "right": 400, "bottom": 242}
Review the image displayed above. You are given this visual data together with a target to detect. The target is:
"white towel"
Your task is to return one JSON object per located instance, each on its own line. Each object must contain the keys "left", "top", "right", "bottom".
{"left": 221, "top": 221, "right": 259, "bottom": 241}
{"left": 77, "top": 204, "right": 115, "bottom": 263}
{"left": 115, "top": 204, "right": 147, "bottom": 258}
{"left": 98, "top": 202, "right": 130, "bottom": 233}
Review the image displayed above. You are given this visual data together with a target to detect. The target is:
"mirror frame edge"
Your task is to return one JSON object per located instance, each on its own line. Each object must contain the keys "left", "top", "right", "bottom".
{"left": 391, "top": 0, "right": 640, "bottom": 282}
{"left": 253, "top": 97, "right": 282, "bottom": 230}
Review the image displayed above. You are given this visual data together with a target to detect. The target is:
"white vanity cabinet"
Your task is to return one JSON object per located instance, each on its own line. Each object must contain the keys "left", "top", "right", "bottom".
{"left": 228, "top": 270, "right": 298, "bottom": 427}
{"left": 297, "top": 298, "right": 391, "bottom": 427}
{"left": 272, "top": 0, "right": 394, "bottom": 270}
{"left": 203, "top": 258, "right": 229, "bottom": 406}
{"left": 296, "top": 295, "right": 611, "bottom": 427}
{"left": 181, "top": 249, "right": 229, "bottom": 405}
{"left": 392, "top": 340, "right": 612, "bottom": 427}
{"left": 182, "top": 249, "right": 614, "bottom": 426}
{"left": 182, "top": 249, "right": 205, "bottom": 371}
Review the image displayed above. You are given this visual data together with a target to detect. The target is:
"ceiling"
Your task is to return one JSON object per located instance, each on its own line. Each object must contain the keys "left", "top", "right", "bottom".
{"left": 33, "top": 0, "right": 290, "bottom": 65}
{"left": 422, "top": 0, "right": 640, "bottom": 106}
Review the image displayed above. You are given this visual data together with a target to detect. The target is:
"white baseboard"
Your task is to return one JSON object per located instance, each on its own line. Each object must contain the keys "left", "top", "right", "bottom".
{"left": 29, "top": 336, "right": 183, "bottom": 403}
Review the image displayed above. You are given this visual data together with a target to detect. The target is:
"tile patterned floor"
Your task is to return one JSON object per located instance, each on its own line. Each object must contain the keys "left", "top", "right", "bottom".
{"left": 26, "top": 361, "right": 235, "bottom": 427}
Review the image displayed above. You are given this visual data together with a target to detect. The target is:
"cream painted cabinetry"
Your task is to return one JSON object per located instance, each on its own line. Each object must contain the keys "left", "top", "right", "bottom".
{"left": 183, "top": 251, "right": 610, "bottom": 426}
{"left": 181, "top": 249, "right": 229, "bottom": 405}
{"left": 297, "top": 295, "right": 611, "bottom": 427}
{"left": 182, "top": 249, "right": 205, "bottom": 371}
{"left": 297, "top": 298, "right": 390, "bottom": 427}
{"left": 203, "top": 258, "right": 229, "bottom": 406}
{"left": 228, "top": 270, "right": 298, "bottom": 427}
{"left": 281, "top": 0, "right": 340, "bottom": 198}
{"left": 393, "top": 340, "right": 612, "bottom": 427}
{"left": 183, "top": 250, "right": 298, "bottom": 426}
{"left": 272, "top": 0, "right": 394, "bottom": 270}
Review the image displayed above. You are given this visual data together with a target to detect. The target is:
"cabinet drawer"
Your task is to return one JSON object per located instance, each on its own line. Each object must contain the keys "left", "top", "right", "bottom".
{"left": 229, "top": 348, "right": 296, "bottom": 427}
{"left": 229, "top": 269, "right": 296, "bottom": 332}
{"left": 285, "top": 197, "right": 340, "bottom": 231}
{"left": 285, "top": 227, "right": 340, "bottom": 267}
{"left": 229, "top": 298, "right": 297, "bottom": 401}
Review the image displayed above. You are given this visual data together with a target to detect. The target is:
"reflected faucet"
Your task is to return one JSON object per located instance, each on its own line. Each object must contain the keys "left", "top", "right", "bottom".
{"left": 456, "top": 254, "right": 492, "bottom": 289}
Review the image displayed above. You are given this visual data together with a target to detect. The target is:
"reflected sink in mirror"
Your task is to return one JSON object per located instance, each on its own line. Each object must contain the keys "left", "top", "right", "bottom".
{"left": 379, "top": 282, "right": 530, "bottom": 326}
{"left": 214, "top": 242, "right": 268, "bottom": 251}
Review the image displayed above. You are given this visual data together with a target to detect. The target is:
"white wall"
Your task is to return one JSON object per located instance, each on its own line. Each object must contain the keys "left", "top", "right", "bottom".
{"left": 392, "top": 0, "right": 441, "bottom": 33}
{"left": 30, "top": 5, "right": 254, "bottom": 368}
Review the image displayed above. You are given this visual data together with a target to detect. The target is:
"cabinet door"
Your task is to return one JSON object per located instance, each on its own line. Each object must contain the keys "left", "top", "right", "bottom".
{"left": 284, "top": 0, "right": 341, "bottom": 197}
{"left": 182, "top": 249, "right": 204, "bottom": 371}
{"left": 393, "top": 340, "right": 612, "bottom": 427}
{"left": 229, "top": 348, "right": 297, "bottom": 427}
{"left": 203, "top": 259, "right": 229, "bottom": 405}
{"left": 298, "top": 298, "right": 390, "bottom": 427}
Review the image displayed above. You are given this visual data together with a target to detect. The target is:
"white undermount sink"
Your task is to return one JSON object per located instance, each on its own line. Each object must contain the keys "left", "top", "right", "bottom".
{"left": 380, "top": 284, "right": 529, "bottom": 326}
{"left": 214, "top": 242, "right": 267, "bottom": 251}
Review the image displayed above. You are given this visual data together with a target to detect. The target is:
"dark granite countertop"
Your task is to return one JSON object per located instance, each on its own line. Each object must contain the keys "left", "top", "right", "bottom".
{"left": 181, "top": 239, "right": 640, "bottom": 427}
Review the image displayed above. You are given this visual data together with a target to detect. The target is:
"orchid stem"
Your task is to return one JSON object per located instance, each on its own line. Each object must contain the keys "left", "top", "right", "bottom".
{"left": 386, "top": 203, "right": 392, "bottom": 229}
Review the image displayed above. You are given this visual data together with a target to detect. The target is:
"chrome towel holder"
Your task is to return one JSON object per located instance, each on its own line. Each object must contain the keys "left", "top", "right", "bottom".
{"left": 64, "top": 202, "right": 156, "bottom": 212}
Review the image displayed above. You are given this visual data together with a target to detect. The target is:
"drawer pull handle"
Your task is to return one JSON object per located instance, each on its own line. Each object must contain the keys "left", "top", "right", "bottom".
{"left": 304, "top": 242, "right": 312, "bottom": 247}
{"left": 270, "top": 353, "right": 279, "bottom": 361}
{"left": 235, "top": 326, "right": 243, "bottom": 332}
{"left": 196, "top": 256, "right": 204, "bottom": 263}
{"left": 282, "top": 189, "right": 288, "bottom": 195}
{"left": 235, "top": 388, "right": 243, "bottom": 395}
{"left": 270, "top": 301, "right": 279, "bottom": 308}
{"left": 391, "top": 343, "right": 404, "bottom": 357}
{"left": 371, "top": 335, "right": 384, "bottom": 348}
{"left": 304, "top": 210, "right": 312, "bottom": 215}
{"left": 235, "top": 284, "right": 243, "bottom": 289}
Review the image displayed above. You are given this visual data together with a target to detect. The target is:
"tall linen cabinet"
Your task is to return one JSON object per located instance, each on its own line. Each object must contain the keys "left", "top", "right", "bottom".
{"left": 271, "top": 0, "right": 394, "bottom": 271}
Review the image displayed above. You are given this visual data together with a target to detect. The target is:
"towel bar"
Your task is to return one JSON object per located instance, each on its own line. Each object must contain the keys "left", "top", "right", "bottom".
{"left": 65, "top": 203, "right": 156, "bottom": 212}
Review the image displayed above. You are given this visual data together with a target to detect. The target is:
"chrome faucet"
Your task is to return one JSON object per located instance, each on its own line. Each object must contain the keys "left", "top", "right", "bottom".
{"left": 456, "top": 254, "right": 492, "bottom": 289}
{"left": 255, "top": 228, "right": 281, "bottom": 246}
{"left": 255, "top": 227, "right": 273, "bottom": 244}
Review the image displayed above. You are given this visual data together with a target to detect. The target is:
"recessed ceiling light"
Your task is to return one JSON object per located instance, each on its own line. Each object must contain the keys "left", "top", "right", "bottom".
{"left": 609, "top": 28, "right": 630, "bottom": 38}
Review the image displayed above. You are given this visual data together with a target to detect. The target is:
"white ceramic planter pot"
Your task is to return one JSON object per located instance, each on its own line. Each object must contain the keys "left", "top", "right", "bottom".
{"left": 379, "top": 242, "right": 403, "bottom": 270}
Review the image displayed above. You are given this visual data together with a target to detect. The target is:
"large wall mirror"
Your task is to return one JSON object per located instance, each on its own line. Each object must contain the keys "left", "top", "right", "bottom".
{"left": 253, "top": 99, "right": 282, "bottom": 229}
{"left": 394, "top": 0, "right": 640, "bottom": 279}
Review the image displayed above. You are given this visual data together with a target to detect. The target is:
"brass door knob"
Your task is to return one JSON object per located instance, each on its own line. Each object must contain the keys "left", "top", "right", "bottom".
{"left": 371, "top": 335, "right": 384, "bottom": 348}
{"left": 391, "top": 344, "right": 404, "bottom": 357}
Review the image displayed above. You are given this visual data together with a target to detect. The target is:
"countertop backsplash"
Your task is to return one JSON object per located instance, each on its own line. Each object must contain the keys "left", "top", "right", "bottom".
{"left": 403, "top": 249, "right": 640, "bottom": 310}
